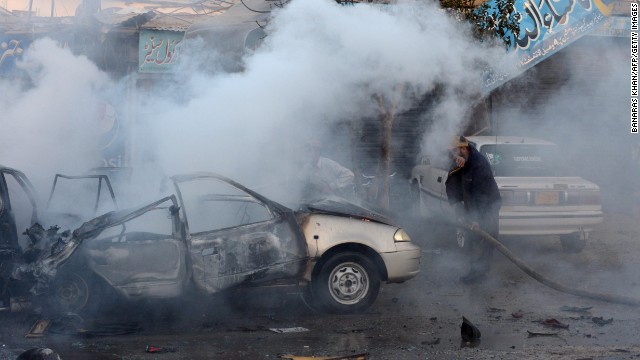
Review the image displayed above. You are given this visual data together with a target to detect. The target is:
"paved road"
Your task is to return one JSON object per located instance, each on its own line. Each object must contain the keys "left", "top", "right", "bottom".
{"left": 2, "top": 213, "right": 640, "bottom": 360}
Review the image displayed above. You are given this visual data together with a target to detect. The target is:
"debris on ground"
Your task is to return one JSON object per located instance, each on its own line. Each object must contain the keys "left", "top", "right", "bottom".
{"left": 16, "top": 347, "right": 62, "bottom": 360}
{"left": 25, "top": 319, "right": 51, "bottom": 338}
{"left": 145, "top": 345, "right": 177, "bottom": 353}
{"left": 269, "top": 327, "right": 309, "bottom": 333}
{"left": 228, "top": 326, "right": 266, "bottom": 332}
{"left": 335, "top": 328, "right": 371, "bottom": 334}
{"left": 279, "top": 353, "right": 367, "bottom": 360}
{"left": 421, "top": 338, "right": 440, "bottom": 345}
{"left": 527, "top": 330, "right": 559, "bottom": 337}
{"left": 535, "top": 318, "right": 569, "bottom": 329}
{"left": 487, "top": 307, "right": 505, "bottom": 313}
{"left": 591, "top": 317, "right": 613, "bottom": 326}
{"left": 460, "top": 316, "right": 481, "bottom": 342}
{"left": 512, "top": 310, "right": 525, "bottom": 318}
{"left": 560, "top": 306, "right": 593, "bottom": 313}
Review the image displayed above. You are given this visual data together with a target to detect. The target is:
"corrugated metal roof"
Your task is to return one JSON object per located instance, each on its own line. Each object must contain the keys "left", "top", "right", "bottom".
{"left": 92, "top": 2, "right": 233, "bottom": 31}
{"left": 141, "top": 14, "right": 211, "bottom": 31}
{"left": 0, "top": 15, "right": 73, "bottom": 34}
{"left": 94, "top": 8, "right": 156, "bottom": 26}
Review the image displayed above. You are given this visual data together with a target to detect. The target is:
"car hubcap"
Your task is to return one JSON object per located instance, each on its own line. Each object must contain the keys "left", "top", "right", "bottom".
{"left": 328, "top": 262, "right": 369, "bottom": 305}
{"left": 54, "top": 273, "right": 88, "bottom": 311}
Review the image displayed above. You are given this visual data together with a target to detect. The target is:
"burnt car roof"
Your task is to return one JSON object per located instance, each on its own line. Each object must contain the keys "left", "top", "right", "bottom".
{"left": 300, "top": 198, "right": 396, "bottom": 226}
{"left": 169, "top": 172, "right": 398, "bottom": 226}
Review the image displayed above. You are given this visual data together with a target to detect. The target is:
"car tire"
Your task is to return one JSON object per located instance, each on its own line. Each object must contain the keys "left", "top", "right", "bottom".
{"left": 50, "top": 271, "right": 91, "bottom": 314}
{"left": 560, "top": 233, "right": 586, "bottom": 253}
{"left": 48, "top": 267, "right": 114, "bottom": 315}
{"left": 312, "top": 251, "right": 380, "bottom": 314}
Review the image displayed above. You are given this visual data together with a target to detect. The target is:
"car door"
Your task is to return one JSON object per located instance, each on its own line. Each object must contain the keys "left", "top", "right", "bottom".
{"left": 173, "top": 174, "right": 307, "bottom": 294}
{"left": 79, "top": 196, "right": 188, "bottom": 299}
{"left": 0, "top": 168, "right": 38, "bottom": 253}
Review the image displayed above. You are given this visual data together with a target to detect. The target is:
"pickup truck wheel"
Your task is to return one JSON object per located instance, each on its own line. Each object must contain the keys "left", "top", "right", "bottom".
{"left": 560, "top": 233, "right": 586, "bottom": 253}
{"left": 312, "top": 252, "right": 380, "bottom": 314}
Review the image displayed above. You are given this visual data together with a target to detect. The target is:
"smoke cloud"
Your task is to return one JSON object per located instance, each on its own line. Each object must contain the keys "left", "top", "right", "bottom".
{"left": 0, "top": 38, "right": 108, "bottom": 195}
{"left": 1, "top": 1, "right": 507, "bottom": 208}
{"left": 490, "top": 36, "right": 629, "bottom": 212}
{"left": 138, "top": 0, "right": 505, "bottom": 200}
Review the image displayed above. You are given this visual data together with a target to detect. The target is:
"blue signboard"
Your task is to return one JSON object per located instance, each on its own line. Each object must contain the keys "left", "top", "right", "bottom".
{"left": 482, "top": 0, "right": 612, "bottom": 92}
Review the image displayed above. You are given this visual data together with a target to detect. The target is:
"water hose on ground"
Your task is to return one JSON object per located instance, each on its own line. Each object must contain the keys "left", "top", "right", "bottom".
{"left": 448, "top": 220, "right": 640, "bottom": 307}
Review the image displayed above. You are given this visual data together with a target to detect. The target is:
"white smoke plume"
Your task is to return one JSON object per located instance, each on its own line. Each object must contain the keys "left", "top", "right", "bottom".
{"left": 140, "top": 0, "right": 505, "bottom": 200}
{"left": 1, "top": 0, "right": 506, "bottom": 207}
{"left": 0, "top": 38, "right": 108, "bottom": 195}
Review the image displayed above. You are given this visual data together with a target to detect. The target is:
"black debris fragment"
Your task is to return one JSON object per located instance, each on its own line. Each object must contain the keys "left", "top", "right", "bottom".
{"left": 592, "top": 317, "right": 613, "bottom": 326}
{"left": 527, "top": 330, "right": 559, "bottom": 337}
{"left": 16, "top": 347, "right": 62, "bottom": 360}
{"left": 421, "top": 338, "right": 440, "bottom": 345}
{"left": 461, "top": 316, "right": 481, "bottom": 342}
{"left": 146, "top": 345, "right": 177, "bottom": 353}
{"left": 534, "top": 318, "right": 569, "bottom": 329}
{"left": 560, "top": 306, "right": 593, "bottom": 313}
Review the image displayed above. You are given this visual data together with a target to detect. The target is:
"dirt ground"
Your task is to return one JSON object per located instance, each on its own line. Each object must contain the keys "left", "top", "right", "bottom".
{"left": 2, "top": 210, "right": 640, "bottom": 360}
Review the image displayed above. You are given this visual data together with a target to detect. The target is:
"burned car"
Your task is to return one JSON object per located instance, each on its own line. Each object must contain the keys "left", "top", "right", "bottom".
{"left": 0, "top": 165, "right": 118, "bottom": 312}
{"left": 410, "top": 136, "right": 603, "bottom": 253}
{"left": 17, "top": 172, "right": 421, "bottom": 315}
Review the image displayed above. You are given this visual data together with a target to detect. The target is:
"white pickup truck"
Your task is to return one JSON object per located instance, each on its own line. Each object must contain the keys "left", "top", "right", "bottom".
{"left": 410, "top": 136, "right": 603, "bottom": 253}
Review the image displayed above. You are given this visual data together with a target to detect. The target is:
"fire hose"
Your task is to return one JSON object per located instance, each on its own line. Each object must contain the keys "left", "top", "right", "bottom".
{"left": 451, "top": 220, "right": 640, "bottom": 307}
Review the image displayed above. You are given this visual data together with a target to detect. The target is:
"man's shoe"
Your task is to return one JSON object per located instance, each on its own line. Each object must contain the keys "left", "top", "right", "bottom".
{"left": 460, "top": 271, "right": 486, "bottom": 284}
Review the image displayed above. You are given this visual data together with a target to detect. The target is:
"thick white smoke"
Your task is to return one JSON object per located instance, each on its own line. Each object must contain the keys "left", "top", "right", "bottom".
{"left": 0, "top": 0, "right": 506, "bottom": 207}
{"left": 140, "top": 0, "right": 505, "bottom": 200}
{"left": 0, "top": 38, "right": 108, "bottom": 195}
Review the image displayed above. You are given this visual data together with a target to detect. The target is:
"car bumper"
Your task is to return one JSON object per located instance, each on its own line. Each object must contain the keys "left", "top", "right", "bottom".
{"left": 499, "top": 210, "right": 603, "bottom": 235}
{"left": 380, "top": 243, "right": 421, "bottom": 283}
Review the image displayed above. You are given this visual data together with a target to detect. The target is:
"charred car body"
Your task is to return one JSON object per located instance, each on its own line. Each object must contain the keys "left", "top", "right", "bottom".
{"left": 0, "top": 165, "right": 118, "bottom": 312}
{"left": 3, "top": 170, "right": 421, "bottom": 314}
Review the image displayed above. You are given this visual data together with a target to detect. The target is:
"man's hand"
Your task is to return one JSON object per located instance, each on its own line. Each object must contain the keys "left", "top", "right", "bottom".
{"left": 454, "top": 155, "right": 466, "bottom": 168}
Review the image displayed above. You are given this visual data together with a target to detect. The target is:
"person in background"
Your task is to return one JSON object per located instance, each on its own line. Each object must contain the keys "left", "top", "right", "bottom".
{"left": 445, "top": 136, "right": 502, "bottom": 284}
{"left": 298, "top": 139, "right": 355, "bottom": 200}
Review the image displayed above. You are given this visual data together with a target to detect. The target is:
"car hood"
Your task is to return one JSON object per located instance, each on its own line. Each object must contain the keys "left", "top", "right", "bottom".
{"left": 495, "top": 176, "right": 600, "bottom": 190}
{"left": 298, "top": 198, "right": 397, "bottom": 226}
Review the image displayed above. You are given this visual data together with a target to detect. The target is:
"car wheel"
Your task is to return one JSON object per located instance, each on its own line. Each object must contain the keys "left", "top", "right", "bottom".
{"left": 560, "top": 233, "right": 586, "bottom": 253}
{"left": 312, "top": 251, "right": 380, "bottom": 314}
{"left": 50, "top": 271, "right": 90, "bottom": 314}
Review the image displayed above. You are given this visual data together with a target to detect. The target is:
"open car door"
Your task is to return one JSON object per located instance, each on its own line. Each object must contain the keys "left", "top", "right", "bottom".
{"left": 172, "top": 173, "right": 307, "bottom": 294}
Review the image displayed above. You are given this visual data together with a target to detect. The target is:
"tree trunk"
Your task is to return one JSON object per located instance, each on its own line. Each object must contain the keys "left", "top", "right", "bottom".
{"left": 374, "top": 85, "right": 404, "bottom": 209}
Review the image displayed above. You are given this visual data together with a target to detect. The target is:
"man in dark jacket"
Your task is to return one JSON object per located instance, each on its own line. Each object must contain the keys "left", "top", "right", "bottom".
{"left": 445, "top": 136, "right": 501, "bottom": 284}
